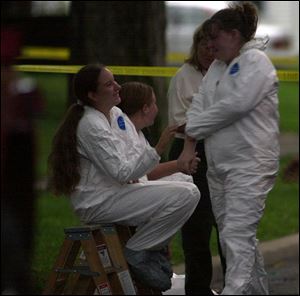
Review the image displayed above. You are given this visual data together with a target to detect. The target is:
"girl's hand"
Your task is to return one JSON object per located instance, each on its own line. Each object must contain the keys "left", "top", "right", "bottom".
{"left": 155, "top": 125, "right": 178, "bottom": 155}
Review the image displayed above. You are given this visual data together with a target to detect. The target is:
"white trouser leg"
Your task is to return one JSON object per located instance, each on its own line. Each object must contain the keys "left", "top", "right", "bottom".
{"left": 207, "top": 170, "right": 274, "bottom": 295}
{"left": 245, "top": 240, "right": 269, "bottom": 295}
{"left": 84, "top": 180, "right": 200, "bottom": 250}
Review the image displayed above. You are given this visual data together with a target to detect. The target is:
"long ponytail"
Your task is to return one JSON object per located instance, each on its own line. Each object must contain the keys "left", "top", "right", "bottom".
{"left": 47, "top": 104, "right": 84, "bottom": 196}
{"left": 48, "top": 64, "right": 104, "bottom": 196}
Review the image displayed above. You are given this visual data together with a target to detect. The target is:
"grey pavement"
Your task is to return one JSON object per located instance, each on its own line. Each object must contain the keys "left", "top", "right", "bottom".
{"left": 165, "top": 233, "right": 299, "bottom": 295}
{"left": 279, "top": 133, "right": 299, "bottom": 156}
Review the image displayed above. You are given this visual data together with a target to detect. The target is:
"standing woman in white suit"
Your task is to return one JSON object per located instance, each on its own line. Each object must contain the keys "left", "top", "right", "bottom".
{"left": 178, "top": 2, "right": 279, "bottom": 295}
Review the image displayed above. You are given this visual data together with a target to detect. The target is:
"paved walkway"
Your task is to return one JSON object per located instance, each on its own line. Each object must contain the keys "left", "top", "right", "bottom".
{"left": 164, "top": 233, "right": 299, "bottom": 295}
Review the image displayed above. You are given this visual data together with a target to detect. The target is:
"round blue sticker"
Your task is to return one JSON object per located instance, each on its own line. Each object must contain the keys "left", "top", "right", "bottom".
{"left": 117, "top": 116, "right": 126, "bottom": 130}
{"left": 229, "top": 63, "right": 240, "bottom": 75}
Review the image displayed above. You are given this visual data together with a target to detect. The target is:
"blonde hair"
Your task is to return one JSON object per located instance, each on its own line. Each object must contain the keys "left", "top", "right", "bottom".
{"left": 185, "top": 20, "right": 208, "bottom": 70}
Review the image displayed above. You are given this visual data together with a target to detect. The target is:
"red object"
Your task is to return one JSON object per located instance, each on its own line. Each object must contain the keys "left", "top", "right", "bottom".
{"left": 1, "top": 27, "right": 23, "bottom": 65}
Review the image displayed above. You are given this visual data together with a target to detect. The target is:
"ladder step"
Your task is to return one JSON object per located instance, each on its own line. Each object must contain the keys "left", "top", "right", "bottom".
{"left": 55, "top": 266, "right": 100, "bottom": 277}
{"left": 64, "top": 224, "right": 114, "bottom": 234}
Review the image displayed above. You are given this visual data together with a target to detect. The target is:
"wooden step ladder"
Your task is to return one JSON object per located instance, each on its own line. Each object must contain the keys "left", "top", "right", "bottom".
{"left": 43, "top": 224, "right": 161, "bottom": 295}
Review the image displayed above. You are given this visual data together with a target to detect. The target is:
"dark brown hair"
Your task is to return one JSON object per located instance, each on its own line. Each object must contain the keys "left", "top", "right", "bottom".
{"left": 47, "top": 64, "right": 104, "bottom": 196}
{"left": 118, "top": 81, "right": 154, "bottom": 116}
{"left": 204, "top": 2, "right": 258, "bottom": 42}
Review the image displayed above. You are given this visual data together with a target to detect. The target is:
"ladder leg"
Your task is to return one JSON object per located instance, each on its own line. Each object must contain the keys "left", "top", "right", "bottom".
{"left": 98, "top": 225, "right": 137, "bottom": 295}
{"left": 81, "top": 237, "right": 124, "bottom": 295}
{"left": 43, "top": 239, "right": 81, "bottom": 294}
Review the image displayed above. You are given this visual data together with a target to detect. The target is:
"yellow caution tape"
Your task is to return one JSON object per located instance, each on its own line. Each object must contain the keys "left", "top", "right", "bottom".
{"left": 167, "top": 52, "right": 187, "bottom": 64}
{"left": 14, "top": 64, "right": 180, "bottom": 77}
{"left": 15, "top": 65, "right": 82, "bottom": 74}
{"left": 14, "top": 64, "right": 298, "bottom": 82}
{"left": 107, "top": 66, "right": 178, "bottom": 77}
{"left": 18, "top": 46, "right": 70, "bottom": 61}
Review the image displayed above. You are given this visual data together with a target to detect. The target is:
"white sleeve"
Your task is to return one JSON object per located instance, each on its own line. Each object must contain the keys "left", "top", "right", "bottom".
{"left": 185, "top": 86, "right": 205, "bottom": 138}
{"left": 168, "top": 74, "right": 188, "bottom": 125}
{"left": 186, "top": 54, "right": 278, "bottom": 140}
{"left": 78, "top": 122, "right": 160, "bottom": 184}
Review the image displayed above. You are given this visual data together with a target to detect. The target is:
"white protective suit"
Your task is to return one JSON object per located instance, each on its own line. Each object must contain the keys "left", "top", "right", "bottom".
{"left": 186, "top": 39, "right": 280, "bottom": 295}
{"left": 122, "top": 114, "right": 194, "bottom": 184}
{"left": 70, "top": 105, "right": 200, "bottom": 251}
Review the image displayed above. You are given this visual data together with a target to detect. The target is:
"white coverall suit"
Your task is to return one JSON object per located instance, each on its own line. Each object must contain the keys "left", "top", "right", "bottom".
{"left": 186, "top": 39, "right": 279, "bottom": 295}
{"left": 70, "top": 106, "right": 200, "bottom": 251}
{"left": 121, "top": 113, "right": 194, "bottom": 184}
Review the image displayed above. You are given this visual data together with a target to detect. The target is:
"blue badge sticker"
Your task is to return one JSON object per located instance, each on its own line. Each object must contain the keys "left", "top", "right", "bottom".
{"left": 117, "top": 116, "right": 126, "bottom": 130}
{"left": 229, "top": 62, "right": 240, "bottom": 75}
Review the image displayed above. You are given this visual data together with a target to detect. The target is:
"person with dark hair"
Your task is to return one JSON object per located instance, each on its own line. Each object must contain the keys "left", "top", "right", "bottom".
{"left": 47, "top": 64, "right": 200, "bottom": 291}
{"left": 167, "top": 21, "right": 226, "bottom": 295}
{"left": 118, "top": 81, "right": 199, "bottom": 182}
{"left": 178, "top": 2, "right": 279, "bottom": 294}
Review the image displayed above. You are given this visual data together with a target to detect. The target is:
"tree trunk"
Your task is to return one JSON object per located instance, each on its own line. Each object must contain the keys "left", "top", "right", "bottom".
{"left": 69, "top": 1, "right": 167, "bottom": 145}
{"left": 1, "top": 1, "right": 32, "bottom": 21}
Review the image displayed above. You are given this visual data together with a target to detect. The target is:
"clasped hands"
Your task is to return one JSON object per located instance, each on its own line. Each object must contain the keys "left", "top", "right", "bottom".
{"left": 177, "top": 136, "right": 200, "bottom": 175}
{"left": 178, "top": 151, "right": 200, "bottom": 175}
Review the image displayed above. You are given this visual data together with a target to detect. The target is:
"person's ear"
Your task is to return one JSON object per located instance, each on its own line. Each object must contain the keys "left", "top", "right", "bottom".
{"left": 142, "top": 104, "right": 150, "bottom": 114}
{"left": 88, "top": 91, "right": 97, "bottom": 103}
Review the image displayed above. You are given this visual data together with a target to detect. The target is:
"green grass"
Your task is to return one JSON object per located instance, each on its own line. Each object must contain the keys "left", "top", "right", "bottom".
{"left": 31, "top": 192, "right": 80, "bottom": 293}
{"left": 25, "top": 73, "right": 68, "bottom": 176}
{"left": 278, "top": 81, "right": 299, "bottom": 133}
